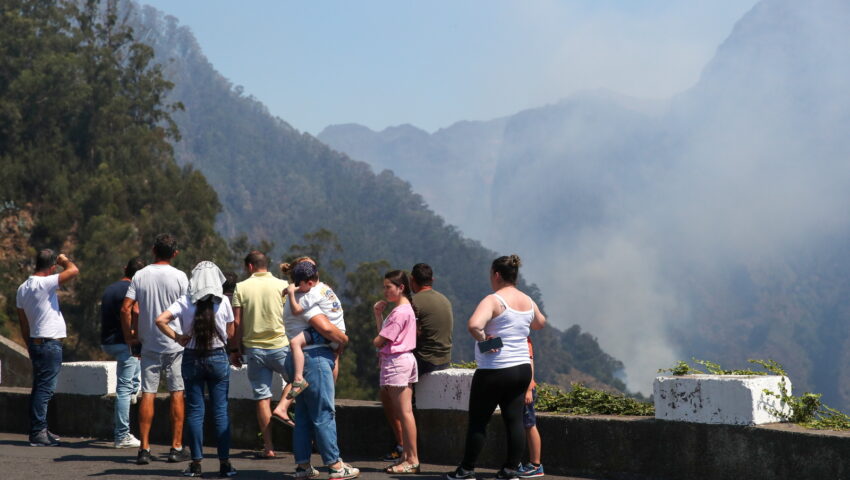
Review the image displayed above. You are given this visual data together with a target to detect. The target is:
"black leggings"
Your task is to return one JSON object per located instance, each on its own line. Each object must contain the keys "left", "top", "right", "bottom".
{"left": 461, "top": 363, "right": 532, "bottom": 470}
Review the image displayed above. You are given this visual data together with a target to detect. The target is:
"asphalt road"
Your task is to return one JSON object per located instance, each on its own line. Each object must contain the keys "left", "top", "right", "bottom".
{"left": 0, "top": 432, "right": 601, "bottom": 480}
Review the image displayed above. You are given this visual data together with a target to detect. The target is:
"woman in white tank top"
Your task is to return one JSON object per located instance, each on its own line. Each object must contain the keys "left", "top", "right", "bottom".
{"left": 447, "top": 255, "right": 546, "bottom": 480}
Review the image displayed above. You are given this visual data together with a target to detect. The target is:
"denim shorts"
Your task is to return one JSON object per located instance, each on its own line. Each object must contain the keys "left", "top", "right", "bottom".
{"left": 523, "top": 387, "right": 538, "bottom": 428}
{"left": 141, "top": 350, "right": 184, "bottom": 393}
{"left": 246, "top": 345, "right": 290, "bottom": 400}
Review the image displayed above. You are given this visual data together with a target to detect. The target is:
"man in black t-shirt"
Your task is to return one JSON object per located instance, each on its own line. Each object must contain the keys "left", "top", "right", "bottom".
{"left": 101, "top": 257, "right": 146, "bottom": 449}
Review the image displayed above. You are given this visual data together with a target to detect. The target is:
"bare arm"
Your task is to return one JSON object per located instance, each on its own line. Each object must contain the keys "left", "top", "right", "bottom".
{"left": 530, "top": 302, "right": 546, "bottom": 331}
{"left": 56, "top": 254, "right": 79, "bottom": 285}
{"left": 467, "top": 296, "right": 497, "bottom": 342}
{"left": 120, "top": 297, "right": 138, "bottom": 345}
{"left": 17, "top": 308, "right": 30, "bottom": 343}
{"left": 287, "top": 284, "right": 305, "bottom": 315}
{"left": 155, "top": 310, "right": 189, "bottom": 346}
{"left": 373, "top": 334, "right": 389, "bottom": 348}
{"left": 309, "top": 314, "right": 348, "bottom": 346}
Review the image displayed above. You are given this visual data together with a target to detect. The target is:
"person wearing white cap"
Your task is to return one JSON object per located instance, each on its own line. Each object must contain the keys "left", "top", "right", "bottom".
{"left": 156, "top": 260, "right": 237, "bottom": 478}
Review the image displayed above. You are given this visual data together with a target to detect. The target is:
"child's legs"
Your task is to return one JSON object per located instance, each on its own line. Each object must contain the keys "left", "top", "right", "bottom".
{"left": 290, "top": 332, "right": 307, "bottom": 382}
{"left": 524, "top": 388, "right": 541, "bottom": 464}
{"left": 387, "top": 385, "right": 418, "bottom": 464}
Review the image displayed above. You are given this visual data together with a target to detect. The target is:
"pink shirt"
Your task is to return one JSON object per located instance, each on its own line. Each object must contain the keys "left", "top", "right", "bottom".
{"left": 379, "top": 303, "right": 417, "bottom": 355}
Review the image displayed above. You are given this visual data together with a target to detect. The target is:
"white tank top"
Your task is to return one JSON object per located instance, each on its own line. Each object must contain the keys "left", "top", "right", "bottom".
{"left": 474, "top": 293, "right": 533, "bottom": 370}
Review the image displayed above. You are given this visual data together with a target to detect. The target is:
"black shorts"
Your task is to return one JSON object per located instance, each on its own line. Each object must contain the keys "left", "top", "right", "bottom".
{"left": 416, "top": 356, "right": 449, "bottom": 375}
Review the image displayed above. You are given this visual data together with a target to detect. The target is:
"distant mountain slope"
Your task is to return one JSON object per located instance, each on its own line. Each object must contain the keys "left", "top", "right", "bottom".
{"left": 318, "top": 0, "right": 850, "bottom": 408}
{"left": 125, "top": 3, "right": 630, "bottom": 394}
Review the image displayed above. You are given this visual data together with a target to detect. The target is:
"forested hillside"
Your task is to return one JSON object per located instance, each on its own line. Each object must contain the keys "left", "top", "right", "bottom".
{"left": 0, "top": 0, "right": 632, "bottom": 400}
{"left": 0, "top": 0, "right": 232, "bottom": 358}
{"left": 125, "top": 3, "right": 631, "bottom": 396}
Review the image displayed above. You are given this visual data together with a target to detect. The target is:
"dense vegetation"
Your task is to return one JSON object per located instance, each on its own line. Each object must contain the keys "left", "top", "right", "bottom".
{"left": 0, "top": 0, "right": 232, "bottom": 358}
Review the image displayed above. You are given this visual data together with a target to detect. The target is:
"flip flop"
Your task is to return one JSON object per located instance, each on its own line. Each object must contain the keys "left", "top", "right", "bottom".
{"left": 286, "top": 380, "right": 310, "bottom": 400}
{"left": 254, "top": 449, "right": 277, "bottom": 459}
{"left": 385, "top": 462, "right": 420, "bottom": 474}
{"left": 272, "top": 413, "right": 295, "bottom": 428}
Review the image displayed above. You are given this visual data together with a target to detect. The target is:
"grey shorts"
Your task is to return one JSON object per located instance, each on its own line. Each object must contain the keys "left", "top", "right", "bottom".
{"left": 141, "top": 350, "right": 184, "bottom": 393}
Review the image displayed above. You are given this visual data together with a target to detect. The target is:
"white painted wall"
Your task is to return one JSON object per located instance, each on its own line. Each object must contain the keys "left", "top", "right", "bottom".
{"left": 654, "top": 374, "right": 791, "bottom": 425}
{"left": 54, "top": 361, "right": 285, "bottom": 399}
{"left": 55, "top": 361, "right": 117, "bottom": 395}
{"left": 415, "top": 368, "right": 474, "bottom": 411}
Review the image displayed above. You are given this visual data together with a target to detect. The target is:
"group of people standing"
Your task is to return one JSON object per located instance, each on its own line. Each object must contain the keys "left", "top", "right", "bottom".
{"left": 16, "top": 232, "right": 546, "bottom": 480}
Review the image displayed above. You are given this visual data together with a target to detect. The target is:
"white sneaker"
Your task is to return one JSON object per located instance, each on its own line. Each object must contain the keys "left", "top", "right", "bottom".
{"left": 114, "top": 434, "right": 141, "bottom": 449}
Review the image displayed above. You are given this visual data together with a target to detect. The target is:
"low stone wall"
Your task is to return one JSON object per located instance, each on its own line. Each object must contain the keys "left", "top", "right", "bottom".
{"left": 2, "top": 386, "right": 850, "bottom": 479}
{"left": 654, "top": 374, "right": 791, "bottom": 425}
{"left": 0, "top": 335, "right": 30, "bottom": 388}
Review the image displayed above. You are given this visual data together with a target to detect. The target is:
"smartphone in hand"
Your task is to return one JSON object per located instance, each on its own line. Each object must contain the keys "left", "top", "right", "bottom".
{"left": 477, "top": 337, "right": 503, "bottom": 353}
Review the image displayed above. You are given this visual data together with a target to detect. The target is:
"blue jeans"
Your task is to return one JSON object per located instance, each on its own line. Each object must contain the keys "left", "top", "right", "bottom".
{"left": 285, "top": 346, "right": 341, "bottom": 465}
{"left": 102, "top": 343, "right": 141, "bottom": 441}
{"left": 29, "top": 340, "right": 63, "bottom": 435}
{"left": 182, "top": 349, "right": 231, "bottom": 461}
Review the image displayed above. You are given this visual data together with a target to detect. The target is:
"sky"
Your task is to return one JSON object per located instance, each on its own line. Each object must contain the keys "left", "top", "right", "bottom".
{"left": 141, "top": 0, "right": 759, "bottom": 135}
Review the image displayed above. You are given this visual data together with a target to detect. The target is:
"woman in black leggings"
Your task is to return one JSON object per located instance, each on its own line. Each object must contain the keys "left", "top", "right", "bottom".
{"left": 447, "top": 255, "right": 546, "bottom": 480}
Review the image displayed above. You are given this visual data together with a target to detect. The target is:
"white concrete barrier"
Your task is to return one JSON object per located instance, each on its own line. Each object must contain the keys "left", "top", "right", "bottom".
{"left": 416, "top": 368, "right": 474, "bottom": 411}
{"left": 654, "top": 374, "right": 791, "bottom": 425}
{"left": 56, "top": 361, "right": 117, "bottom": 395}
{"left": 54, "top": 361, "right": 286, "bottom": 399}
{"left": 228, "top": 364, "right": 285, "bottom": 400}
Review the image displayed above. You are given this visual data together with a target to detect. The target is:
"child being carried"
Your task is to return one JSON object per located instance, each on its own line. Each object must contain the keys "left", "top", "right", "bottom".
{"left": 282, "top": 260, "right": 345, "bottom": 399}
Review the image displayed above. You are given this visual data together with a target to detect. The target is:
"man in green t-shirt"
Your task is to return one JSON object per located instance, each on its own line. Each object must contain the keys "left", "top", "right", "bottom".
{"left": 410, "top": 263, "right": 453, "bottom": 373}
{"left": 229, "top": 251, "right": 293, "bottom": 459}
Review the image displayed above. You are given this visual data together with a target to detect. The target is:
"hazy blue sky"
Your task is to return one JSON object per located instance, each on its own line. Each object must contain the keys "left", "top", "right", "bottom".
{"left": 141, "top": 0, "right": 758, "bottom": 135}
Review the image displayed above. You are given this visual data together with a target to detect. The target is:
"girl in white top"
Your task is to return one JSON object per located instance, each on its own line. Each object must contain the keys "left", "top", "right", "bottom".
{"left": 155, "top": 261, "right": 237, "bottom": 478}
{"left": 447, "top": 255, "right": 546, "bottom": 480}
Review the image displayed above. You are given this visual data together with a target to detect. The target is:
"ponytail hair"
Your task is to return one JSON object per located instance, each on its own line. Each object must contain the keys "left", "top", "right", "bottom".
{"left": 280, "top": 262, "right": 292, "bottom": 277}
{"left": 384, "top": 270, "right": 418, "bottom": 317}
{"left": 491, "top": 254, "right": 522, "bottom": 284}
{"left": 281, "top": 256, "right": 318, "bottom": 280}
{"left": 191, "top": 297, "right": 218, "bottom": 355}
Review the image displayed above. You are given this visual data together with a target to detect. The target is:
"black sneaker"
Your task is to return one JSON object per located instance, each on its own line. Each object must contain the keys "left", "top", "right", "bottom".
{"left": 219, "top": 461, "right": 238, "bottom": 477}
{"left": 169, "top": 447, "right": 191, "bottom": 463}
{"left": 381, "top": 444, "right": 403, "bottom": 462}
{"left": 29, "top": 429, "right": 59, "bottom": 447}
{"left": 137, "top": 448, "right": 153, "bottom": 465}
{"left": 446, "top": 466, "right": 476, "bottom": 480}
{"left": 495, "top": 468, "right": 520, "bottom": 480}
{"left": 182, "top": 461, "right": 202, "bottom": 477}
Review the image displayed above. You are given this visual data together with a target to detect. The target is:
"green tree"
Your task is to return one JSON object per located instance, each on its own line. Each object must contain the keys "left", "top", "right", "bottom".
{"left": 0, "top": 0, "right": 230, "bottom": 356}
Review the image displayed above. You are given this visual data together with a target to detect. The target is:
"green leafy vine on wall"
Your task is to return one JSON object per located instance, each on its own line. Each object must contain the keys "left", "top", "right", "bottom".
{"left": 660, "top": 358, "right": 850, "bottom": 430}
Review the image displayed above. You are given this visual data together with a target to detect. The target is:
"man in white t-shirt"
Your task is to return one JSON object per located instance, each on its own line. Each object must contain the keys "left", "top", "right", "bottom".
{"left": 120, "top": 234, "right": 190, "bottom": 465}
{"left": 16, "top": 249, "right": 79, "bottom": 447}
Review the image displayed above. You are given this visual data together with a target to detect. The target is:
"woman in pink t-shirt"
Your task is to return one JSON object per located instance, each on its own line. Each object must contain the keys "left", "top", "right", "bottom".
{"left": 373, "top": 270, "right": 419, "bottom": 473}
